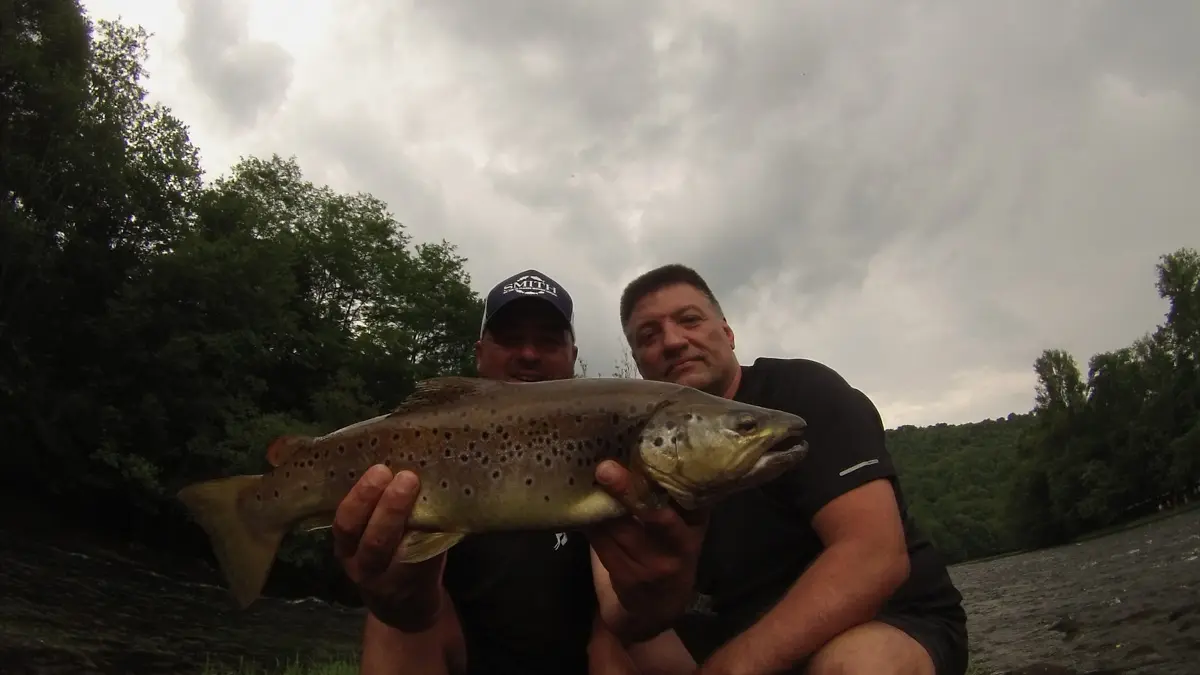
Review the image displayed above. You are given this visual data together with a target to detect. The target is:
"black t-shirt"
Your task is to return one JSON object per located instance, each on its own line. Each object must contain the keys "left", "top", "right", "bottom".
{"left": 672, "top": 357, "right": 966, "bottom": 662}
{"left": 442, "top": 528, "right": 597, "bottom": 675}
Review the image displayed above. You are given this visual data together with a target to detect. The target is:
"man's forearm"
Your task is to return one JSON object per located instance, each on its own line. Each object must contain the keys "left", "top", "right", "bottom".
{"left": 701, "top": 541, "right": 910, "bottom": 675}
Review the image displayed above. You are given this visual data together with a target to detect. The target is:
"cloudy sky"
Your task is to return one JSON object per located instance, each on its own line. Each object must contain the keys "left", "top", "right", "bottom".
{"left": 78, "top": 0, "right": 1199, "bottom": 428}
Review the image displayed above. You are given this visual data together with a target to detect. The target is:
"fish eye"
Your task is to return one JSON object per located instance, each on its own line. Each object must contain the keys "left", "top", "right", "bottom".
{"left": 734, "top": 415, "right": 758, "bottom": 434}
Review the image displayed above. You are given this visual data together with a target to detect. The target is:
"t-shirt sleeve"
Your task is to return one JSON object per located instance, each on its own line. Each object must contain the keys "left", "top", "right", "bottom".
{"left": 762, "top": 360, "right": 898, "bottom": 523}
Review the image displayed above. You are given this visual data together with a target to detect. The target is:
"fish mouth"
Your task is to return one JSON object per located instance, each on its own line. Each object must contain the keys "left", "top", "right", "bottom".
{"left": 750, "top": 437, "right": 809, "bottom": 474}
{"left": 745, "top": 422, "right": 809, "bottom": 477}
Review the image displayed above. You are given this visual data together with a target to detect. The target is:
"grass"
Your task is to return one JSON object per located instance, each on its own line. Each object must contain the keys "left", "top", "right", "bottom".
{"left": 200, "top": 654, "right": 359, "bottom": 675}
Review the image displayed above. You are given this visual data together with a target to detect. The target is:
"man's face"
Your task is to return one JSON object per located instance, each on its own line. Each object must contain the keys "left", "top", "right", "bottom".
{"left": 475, "top": 298, "right": 577, "bottom": 382}
{"left": 624, "top": 282, "right": 738, "bottom": 395}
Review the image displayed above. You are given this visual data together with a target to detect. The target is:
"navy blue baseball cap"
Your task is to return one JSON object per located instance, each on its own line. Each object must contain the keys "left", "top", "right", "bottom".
{"left": 480, "top": 269, "right": 575, "bottom": 338}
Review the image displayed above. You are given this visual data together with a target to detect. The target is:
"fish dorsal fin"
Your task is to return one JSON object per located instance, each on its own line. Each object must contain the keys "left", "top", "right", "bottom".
{"left": 389, "top": 377, "right": 506, "bottom": 416}
{"left": 266, "top": 435, "right": 312, "bottom": 467}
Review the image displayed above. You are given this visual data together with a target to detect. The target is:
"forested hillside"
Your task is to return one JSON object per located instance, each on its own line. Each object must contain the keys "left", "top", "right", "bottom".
{"left": 889, "top": 248, "right": 1200, "bottom": 564}
{"left": 888, "top": 414, "right": 1033, "bottom": 563}
{"left": 3, "top": 3, "right": 1196, "bottom": 605}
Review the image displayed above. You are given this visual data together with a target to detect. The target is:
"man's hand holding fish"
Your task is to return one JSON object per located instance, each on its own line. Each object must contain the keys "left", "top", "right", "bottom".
{"left": 587, "top": 458, "right": 709, "bottom": 644}
{"left": 331, "top": 465, "right": 444, "bottom": 633}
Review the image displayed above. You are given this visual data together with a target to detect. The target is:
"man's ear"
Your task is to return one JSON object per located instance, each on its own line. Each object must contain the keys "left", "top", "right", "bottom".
{"left": 723, "top": 321, "right": 735, "bottom": 350}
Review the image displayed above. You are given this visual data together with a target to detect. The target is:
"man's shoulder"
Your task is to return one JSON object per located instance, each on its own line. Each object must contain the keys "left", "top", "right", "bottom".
{"left": 742, "top": 356, "right": 883, "bottom": 424}
{"left": 743, "top": 356, "right": 856, "bottom": 396}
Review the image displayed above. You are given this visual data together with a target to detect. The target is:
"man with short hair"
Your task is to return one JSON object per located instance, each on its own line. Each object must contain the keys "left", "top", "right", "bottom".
{"left": 617, "top": 264, "right": 969, "bottom": 675}
{"left": 332, "top": 268, "right": 704, "bottom": 675}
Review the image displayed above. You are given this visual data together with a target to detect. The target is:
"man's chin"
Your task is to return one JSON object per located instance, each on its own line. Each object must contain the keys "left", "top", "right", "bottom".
{"left": 666, "top": 367, "right": 711, "bottom": 389}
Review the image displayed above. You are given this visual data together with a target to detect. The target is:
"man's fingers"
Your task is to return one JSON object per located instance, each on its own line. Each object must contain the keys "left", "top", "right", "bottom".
{"left": 354, "top": 471, "right": 420, "bottom": 578}
{"left": 332, "top": 464, "right": 393, "bottom": 560}
{"left": 595, "top": 460, "right": 659, "bottom": 519}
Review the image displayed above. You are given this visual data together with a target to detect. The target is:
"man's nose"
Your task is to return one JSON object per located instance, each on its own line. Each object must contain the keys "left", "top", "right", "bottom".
{"left": 661, "top": 323, "right": 688, "bottom": 350}
{"left": 515, "top": 341, "right": 542, "bottom": 361}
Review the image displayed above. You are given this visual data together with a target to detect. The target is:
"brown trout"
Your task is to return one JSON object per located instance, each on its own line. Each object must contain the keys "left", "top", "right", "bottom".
{"left": 177, "top": 376, "right": 808, "bottom": 608}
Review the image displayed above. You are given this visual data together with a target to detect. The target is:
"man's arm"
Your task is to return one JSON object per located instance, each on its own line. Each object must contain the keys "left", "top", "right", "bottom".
{"left": 700, "top": 362, "right": 912, "bottom": 675}
{"left": 591, "top": 549, "right": 699, "bottom": 675}
{"left": 360, "top": 588, "right": 466, "bottom": 675}
{"left": 699, "top": 479, "right": 910, "bottom": 675}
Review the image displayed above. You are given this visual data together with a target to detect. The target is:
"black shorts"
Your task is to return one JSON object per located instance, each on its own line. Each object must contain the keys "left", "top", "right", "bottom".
{"left": 877, "top": 605, "right": 969, "bottom": 675}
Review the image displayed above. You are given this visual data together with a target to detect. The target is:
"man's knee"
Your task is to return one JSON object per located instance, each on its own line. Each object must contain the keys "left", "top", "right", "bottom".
{"left": 805, "top": 621, "right": 935, "bottom": 675}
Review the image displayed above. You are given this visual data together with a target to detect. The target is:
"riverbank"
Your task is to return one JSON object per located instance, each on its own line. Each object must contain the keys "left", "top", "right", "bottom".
{"left": 2, "top": 506, "right": 1196, "bottom": 674}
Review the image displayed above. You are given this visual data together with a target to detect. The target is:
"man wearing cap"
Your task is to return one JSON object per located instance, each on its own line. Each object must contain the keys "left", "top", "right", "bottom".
{"left": 332, "top": 269, "right": 705, "bottom": 675}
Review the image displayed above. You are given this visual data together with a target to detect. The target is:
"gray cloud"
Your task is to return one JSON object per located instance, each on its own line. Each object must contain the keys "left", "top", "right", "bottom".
{"left": 81, "top": 0, "right": 1200, "bottom": 425}
{"left": 177, "top": 0, "right": 293, "bottom": 131}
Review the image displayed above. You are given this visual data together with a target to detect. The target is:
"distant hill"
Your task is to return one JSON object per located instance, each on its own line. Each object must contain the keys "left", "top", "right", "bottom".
{"left": 887, "top": 413, "right": 1035, "bottom": 563}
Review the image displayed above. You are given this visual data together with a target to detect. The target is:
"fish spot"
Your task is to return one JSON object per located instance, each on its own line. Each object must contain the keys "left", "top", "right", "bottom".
{"left": 459, "top": 453, "right": 469, "bottom": 463}
{"left": 492, "top": 470, "right": 501, "bottom": 479}
{"left": 348, "top": 469, "right": 357, "bottom": 480}
{"left": 444, "top": 431, "right": 453, "bottom": 440}
{"left": 302, "top": 484, "right": 308, "bottom": 491}
{"left": 370, "top": 437, "right": 378, "bottom": 447}
{"left": 285, "top": 471, "right": 291, "bottom": 478}
{"left": 337, "top": 444, "right": 345, "bottom": 455}
{"left": 421, "top": 495, "right": 429, "bottom": 502}
{"left": 419, "top": 459, "right": 427, "bottom": 467}
{"left": 444, "top": 449, "right": 452, "bottom": 458}
{"left": 441, "top": 479, "right": 449, "bottom": 489}
{"left": 273, "top": 490, "right": 280, "bottom": 498}
{"left": 255, "top": 493, "right": 262, "bottom": 501}
{"left": 415, "top": 431, "right": 422, "bottom": 438}
{"left": 543, "top": 495, "right": 550, "bottom": 502}
{"left": 654, "top": 437, "right": 664, "bottom": 447}
{"left": 392, "top": 433, "right": 400, "bottom": 441}
{"left": 543, "top": 458, "right": 552, "bottom": 468}
{"left": 535, "top": 452, "right": 543, "bottom": 462}
{"left": 568, "top": 477, "right": 575, "bottom": 486}
{"left": 384, "top": 459, "right": 391, "bottom": 467}
{"left": 525, "top": 477, "right": 534, "bottom": 486}
{"left": 356, "top": 440, "right": 364, "bottom": 449}
{"left": 482, "top": 431, "right": 490, "bottom": 440}
{"left": 469, "top": 441, "right": 477, "bottom": 450}
{"left": 328, "top": 470, "right": 336, "bottom": 477}
{"left": 463, "top": 486, "right": 473, "bottom": 497}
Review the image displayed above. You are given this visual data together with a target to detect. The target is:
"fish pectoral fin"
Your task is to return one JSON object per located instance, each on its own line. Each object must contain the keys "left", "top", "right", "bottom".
{"left": 389, "top": 377, "right": 506, "bottom": 416}
{"left": 293, "top": 513, "right": 334, "bottom": 533}
{"left": 397, "top": 531, "right": 466, "bottom": 563}
{"left": 176, "top": 475, "right": 283, "bottom": 609}
{"left": 265, "top": 435, "right": 311, "bottom": 467}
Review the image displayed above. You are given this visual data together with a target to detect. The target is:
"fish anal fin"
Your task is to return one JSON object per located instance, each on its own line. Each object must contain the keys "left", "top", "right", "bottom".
{"left": 389, "top": 377, "right": 506, "bottom": 416}
{"left": 176, "top": 474, "right": 284, "bottom": 609}
{"left": 266, "top": 435, "right": 311, "bottom": 468}
{"left": 397, "top": 531, "right": 466, "bottom": 563}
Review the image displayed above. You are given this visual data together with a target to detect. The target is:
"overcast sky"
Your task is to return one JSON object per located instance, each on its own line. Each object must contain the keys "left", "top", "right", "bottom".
{"left": 78, "top": 0, "right": 1199, "bottom": 428}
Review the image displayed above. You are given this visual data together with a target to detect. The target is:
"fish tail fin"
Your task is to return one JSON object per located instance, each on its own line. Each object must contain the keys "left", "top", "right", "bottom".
{"left": 176, "top": 474, "right": 283, "bottom": 609}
